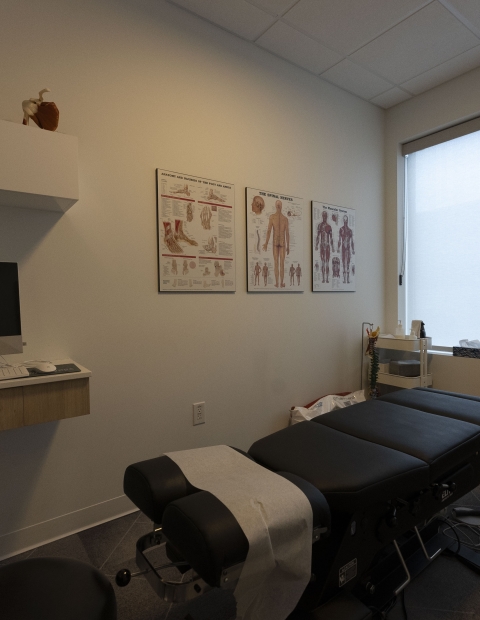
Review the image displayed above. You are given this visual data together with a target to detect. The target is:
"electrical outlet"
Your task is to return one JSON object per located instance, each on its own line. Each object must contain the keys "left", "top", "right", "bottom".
{"left": 193, "top": 402, "right": 205, "bottom": 425}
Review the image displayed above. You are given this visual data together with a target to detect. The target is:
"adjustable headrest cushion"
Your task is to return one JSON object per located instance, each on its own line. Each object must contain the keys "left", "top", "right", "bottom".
{"left": 124, "top": 455, "right": 197, "bottom": 524}
{"left": 123, "top": 448, "right": 254, "bottom": 524}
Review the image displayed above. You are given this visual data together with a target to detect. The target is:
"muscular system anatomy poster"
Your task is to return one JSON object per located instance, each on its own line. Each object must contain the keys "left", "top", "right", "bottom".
{"left": 247, "top": 188, "right": 304, "bottom": 292}
{"left": 312, "top": 202, "right": 356, "bottom": 292}
{"left": 156, "top": 169, "right": 235, "bottom": 292}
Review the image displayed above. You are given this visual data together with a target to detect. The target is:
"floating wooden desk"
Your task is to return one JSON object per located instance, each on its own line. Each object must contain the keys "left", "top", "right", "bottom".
{"left": 0, "top": 360, "right": 91, "bottom": 431}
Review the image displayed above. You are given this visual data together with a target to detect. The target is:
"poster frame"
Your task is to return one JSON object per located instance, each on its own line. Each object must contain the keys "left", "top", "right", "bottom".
{"left": 246, "top": 187, "right": 305, "bottom": 293}
{"left": 156, "top": 169, "right": 236, "bottom": 293}
{"left": 311, "top": 200, "right": 356, "bottom": 293}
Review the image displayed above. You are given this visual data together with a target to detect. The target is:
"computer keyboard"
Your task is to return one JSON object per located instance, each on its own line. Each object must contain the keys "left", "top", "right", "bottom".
{"left": 0, "top": 366, "right": 30, "bottom": 381}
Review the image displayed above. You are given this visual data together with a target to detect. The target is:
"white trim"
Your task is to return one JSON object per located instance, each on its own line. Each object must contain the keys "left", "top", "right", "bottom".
{"left": 0, "top": 494, "right": 137, "bottom": 561}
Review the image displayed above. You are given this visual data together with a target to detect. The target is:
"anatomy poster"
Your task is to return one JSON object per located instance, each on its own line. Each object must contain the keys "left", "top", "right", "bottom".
{"left": 156, "top": 169, "right": 236, "bottom": 292}
{"left": 312, "top": 202, "right": 356, "bottom": 292}
{"left": 246, "top": 188, "right": 304, "bottom": 292}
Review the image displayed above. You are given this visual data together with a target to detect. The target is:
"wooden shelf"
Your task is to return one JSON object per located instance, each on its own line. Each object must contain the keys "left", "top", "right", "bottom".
{"left": 0, "top": 120, "right": 78, "bottom": 212}
{"left": 0, "top": 360, "right": 91, "bottom": 431}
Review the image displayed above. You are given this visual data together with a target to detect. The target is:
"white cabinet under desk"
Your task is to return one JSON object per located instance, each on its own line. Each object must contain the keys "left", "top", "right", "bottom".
{"left": 376, "top": 337, "right": 432, "bottom": 389}
{"left": 0, "top": 360, "right": 91, "bottom": 431}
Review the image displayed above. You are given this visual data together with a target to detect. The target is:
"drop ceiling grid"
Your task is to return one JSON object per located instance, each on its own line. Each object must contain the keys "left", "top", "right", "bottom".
{"left": 401, "top": 44, "right": 480, "bottom": 94}
{"left": 280, "top": 0, "right": 435, "bottom": 56}
{"left": 350, "top": 1, "right": 480, "bottom": 85}
{"left": 245, "top": 0, "right": 301, "bottom": 18}
{"left": 168, "top": 0, "right": 278, "bottom": 40}
{"left": 256, "top": 21, "right": 343, "bottom": 75}
{"left": 168, "top": 0, "right": 480, "bottom": 107}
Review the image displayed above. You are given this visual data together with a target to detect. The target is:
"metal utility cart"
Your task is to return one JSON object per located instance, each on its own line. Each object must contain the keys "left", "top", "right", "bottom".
{"left": 376, "top": 337, "right": 432, "bottom": 389}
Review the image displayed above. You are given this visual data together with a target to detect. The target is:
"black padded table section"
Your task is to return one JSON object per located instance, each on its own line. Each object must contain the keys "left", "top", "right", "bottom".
{"left": 248, "top": 421, "right": 429, "bottom": 512}
{"left": 379, "top": 388, "right": 480, "bottom": 427}
{"left": 417, "top": 387, "right": 480, "bottom": 404}
{"left": 312, "top": 400, "right": 480, "bottom": 482}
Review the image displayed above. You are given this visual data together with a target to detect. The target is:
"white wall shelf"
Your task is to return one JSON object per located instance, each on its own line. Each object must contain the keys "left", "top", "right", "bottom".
{"left": 0, "top": 120, "right": 78, "bottom": 212}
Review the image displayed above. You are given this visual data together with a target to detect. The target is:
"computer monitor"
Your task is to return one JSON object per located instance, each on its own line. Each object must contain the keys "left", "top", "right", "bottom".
{"left": 0, "top": 262, "right": 23, "bottom": 355}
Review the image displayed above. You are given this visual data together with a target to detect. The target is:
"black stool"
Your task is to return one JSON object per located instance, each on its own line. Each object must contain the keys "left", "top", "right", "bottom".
{"left": 0, "top": 557, "right": 116, "bottom": 620}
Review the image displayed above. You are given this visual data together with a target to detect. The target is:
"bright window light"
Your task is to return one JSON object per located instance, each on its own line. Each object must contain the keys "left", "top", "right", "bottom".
{"left": 405, "top": 131, "right": 480, "bottom": 347}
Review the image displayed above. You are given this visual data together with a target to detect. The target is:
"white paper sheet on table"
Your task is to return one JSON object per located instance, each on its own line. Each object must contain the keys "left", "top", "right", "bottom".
{"left": 165, "top": 445, "right": 313, "bottom": 620}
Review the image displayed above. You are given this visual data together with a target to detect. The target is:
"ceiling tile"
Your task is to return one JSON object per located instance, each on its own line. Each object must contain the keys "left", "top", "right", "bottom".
{"left": 401, "top": 44, "right": 480, "bottom": 93}
{"left": 246, "top": 0, "right": 297, "bottom": 17}
{"left": 282, "top": 0, "right": 432, "bottom": 55}
{"left": 320, "top": 59, "right": 393, "bottom": 100}
{"left": 169, "top": 0, "right": 276, "bottom": 40}
{"left": 256, "top": 21, "right": 343, "bottom": 74}
{"left": 441, "top": 0, "right": 480, "bottom": 36}
{"left": 370, "top": 88, "right": 412, "bottom": 108}
{"left": 351, "top": 1, "right": 480, "bottom": 84}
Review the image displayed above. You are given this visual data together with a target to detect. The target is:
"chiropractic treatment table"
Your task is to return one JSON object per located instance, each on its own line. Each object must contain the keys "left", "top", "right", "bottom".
{"left": 117, "top": 388, "right": 480, "bottom": 619}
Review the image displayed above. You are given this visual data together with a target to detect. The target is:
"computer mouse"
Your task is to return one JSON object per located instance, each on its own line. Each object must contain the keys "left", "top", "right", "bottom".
{"left": 31, "top": 362, "right": 57, "bottom": 374}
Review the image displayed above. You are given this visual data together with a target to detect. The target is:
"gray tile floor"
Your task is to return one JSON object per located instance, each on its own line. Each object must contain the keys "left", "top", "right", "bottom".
{"left": 2, "top": 490, "right": 480, "bottom": 619}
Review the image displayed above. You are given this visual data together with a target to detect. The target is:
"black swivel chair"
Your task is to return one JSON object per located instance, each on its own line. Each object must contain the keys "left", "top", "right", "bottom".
{"left": 0, "top": 557, "right": 116, "bottom": 620}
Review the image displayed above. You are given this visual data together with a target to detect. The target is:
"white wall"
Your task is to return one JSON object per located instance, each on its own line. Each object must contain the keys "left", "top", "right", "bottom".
{"left": 385, "top": 67, "right": 480, "bottom": 394}
{"left": 0, "top": 0, "right": 384, "bottom": 558}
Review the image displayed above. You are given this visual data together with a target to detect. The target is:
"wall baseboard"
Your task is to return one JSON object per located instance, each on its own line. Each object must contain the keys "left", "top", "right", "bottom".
{"left": 0, "top": 494, "right": 137, "bottom": 562}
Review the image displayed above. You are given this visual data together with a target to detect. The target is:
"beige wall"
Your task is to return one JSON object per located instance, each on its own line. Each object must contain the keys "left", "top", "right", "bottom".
{"left": 385, "top": 67, "right": 480, "bottom": 394}
{"left": 0, "top": 0, "right": 384, "bottom": 557}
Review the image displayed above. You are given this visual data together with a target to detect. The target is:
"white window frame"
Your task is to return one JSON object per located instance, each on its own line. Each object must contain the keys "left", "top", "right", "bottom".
{"left": 399, "top": 116, "right": 480, "bottom": 352}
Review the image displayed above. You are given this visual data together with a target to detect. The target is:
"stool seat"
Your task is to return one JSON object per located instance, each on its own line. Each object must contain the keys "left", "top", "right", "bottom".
{"left": 0, "top": 557, "right": 116, "bottom": 620}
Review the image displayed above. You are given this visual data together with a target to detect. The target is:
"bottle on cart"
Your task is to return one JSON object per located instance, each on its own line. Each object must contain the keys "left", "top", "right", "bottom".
{"left": 420, "top": 322, "right": 426, "bottom": 338}
{"left": 395, "top": 320, "right": 405, "bottom": 339}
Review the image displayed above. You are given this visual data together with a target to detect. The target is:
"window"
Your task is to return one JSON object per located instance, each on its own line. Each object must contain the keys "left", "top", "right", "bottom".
{"left": 404, "top": 127, "right": 480, "bottom": 347}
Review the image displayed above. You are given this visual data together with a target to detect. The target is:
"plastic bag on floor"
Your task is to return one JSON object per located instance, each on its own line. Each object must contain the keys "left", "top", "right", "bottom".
{"left": 289, "top": 390, "right": 365, "bottom": 425}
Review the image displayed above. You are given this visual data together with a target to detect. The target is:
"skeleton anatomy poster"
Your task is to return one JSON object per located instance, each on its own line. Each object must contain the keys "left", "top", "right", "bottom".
{"left": 156, "top": 169, "right": 236, "bottom": 292}
{"left": 312, "top": 201, "right": 356, "bottom": 292}
{"left": 246, "top": 188, "right": 304, "bottom": 292}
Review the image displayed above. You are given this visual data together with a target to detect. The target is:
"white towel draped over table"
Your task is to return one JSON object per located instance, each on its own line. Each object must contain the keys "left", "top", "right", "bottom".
{"left": 165, "top": 445, "right": 313, "bottom": 620}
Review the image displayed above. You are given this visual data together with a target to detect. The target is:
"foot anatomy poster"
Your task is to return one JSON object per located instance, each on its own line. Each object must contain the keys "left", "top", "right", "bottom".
{"left": 312, "top": 202, "right": 356, "bottom": 292}
{"left": 157, "top": 170, "right": 236, "bottom": 292}
{"left": 247, "top": 188, "right": 304, "bottom": 292}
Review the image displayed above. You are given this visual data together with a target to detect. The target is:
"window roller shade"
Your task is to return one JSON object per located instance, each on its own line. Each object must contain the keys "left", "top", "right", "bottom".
{"left": 402, "top": 116, "right": 480, "bottom": 156}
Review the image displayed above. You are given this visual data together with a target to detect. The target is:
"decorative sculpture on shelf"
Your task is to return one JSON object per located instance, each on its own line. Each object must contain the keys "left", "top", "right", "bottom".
{"left": 22, "top": 88, "right": 59, "bottom": 131}
{"left": 365, "top": 326, "right": 380, "bottom": 399}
